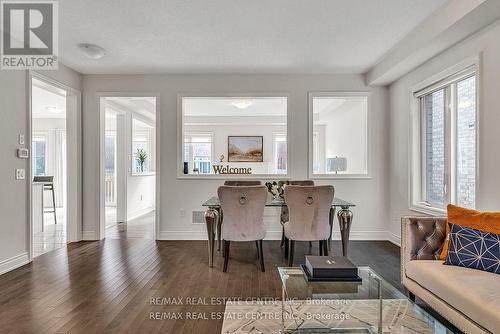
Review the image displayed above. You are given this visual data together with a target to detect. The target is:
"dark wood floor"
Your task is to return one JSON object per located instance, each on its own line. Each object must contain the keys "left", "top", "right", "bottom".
{"left": 0, "top": 239, "right": 425, "bottom": 333}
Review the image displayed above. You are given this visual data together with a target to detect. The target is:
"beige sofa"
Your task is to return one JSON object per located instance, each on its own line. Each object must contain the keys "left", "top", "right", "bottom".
{"left": 401, "top": 217, "right": 500, "bottom": 334}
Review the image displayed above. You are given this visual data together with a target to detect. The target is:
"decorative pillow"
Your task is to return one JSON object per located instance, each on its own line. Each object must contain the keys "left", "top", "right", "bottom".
{"left": 439, "top": 204, "right": 500, "bottom": 260}
{"left": 444, "top": 223, "right": 500, "bottom": 274}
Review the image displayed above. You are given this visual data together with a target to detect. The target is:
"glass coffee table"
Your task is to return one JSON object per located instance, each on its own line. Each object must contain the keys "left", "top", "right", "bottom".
{"left": 278, "top": 266, "right": 453, "bottom": 334}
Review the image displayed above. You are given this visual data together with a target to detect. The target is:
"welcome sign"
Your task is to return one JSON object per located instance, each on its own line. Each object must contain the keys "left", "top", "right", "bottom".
{"left": 212, "top": 165, "right": 252, "bottom": 175}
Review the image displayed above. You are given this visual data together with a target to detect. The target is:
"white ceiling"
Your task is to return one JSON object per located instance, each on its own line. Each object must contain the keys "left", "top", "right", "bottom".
{"left": 183, "top": 97, "right": 287, "bottom": 117}
{"left": 105, "top": 97, "right": 156, "bottom": 120}
{"left": 59, "top": 0, "right": 446, "bottom": 74}
{"left": 32, "top": 82, "right": 66, "bottom": 119}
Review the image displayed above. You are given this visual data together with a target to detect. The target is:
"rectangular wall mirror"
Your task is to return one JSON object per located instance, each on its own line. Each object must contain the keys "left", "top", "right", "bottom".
{"left": 309, "top": 92, "right": 369, "bottom": 178}
{"left": 179, "top": 96, "right": 288, "bottom": 177}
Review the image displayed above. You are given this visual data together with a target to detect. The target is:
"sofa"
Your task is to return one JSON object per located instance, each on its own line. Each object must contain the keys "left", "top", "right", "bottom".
{"left": 401, "top": 217, "right": 500, "bottom": 334}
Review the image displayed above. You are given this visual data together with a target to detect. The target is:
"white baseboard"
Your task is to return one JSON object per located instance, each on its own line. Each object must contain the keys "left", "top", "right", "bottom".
{"left": 0, "top": 252, "right": 30, "bottom": 276}
{"left": 158, "top": 230, "right": 393, "bottom": 241}
{"left": 387, "top": 232, "right": 401, "bottom": 246}
{"left": 127, "top": 206, "right": 155, "bottom": 221}
{"left": 82, "top": 231, "right": 97, "bottom": 240}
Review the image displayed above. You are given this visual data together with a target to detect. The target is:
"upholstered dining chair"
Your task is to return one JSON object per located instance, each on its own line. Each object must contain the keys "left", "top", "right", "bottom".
{"left": 216, "top": 180, "right": 262, "bottom": 251}
{"left": 280, "top": 181, "right": 315, "bottom": 255}
{"left": 218, "top": 185, "right": 267, "bottom": 272}
{"left": 283, "top": 185, "right": 334, "bottom": 266}
{"left": 224, "top": 180, "right": 262, "bottom": 186}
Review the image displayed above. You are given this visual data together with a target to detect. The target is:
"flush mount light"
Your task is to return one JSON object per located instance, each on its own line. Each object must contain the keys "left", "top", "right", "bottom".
{"left": 46, "top": 106, "right": 62, "bottom": 114}
{"left": 77, "top": 43, "right": 106, "bottom": 59}
{"left": 231, "top": 100, "right": 253, "bottom": 109}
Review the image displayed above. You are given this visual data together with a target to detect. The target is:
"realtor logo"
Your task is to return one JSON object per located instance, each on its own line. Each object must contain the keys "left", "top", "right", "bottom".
{"left": 1, "top": 0, "right": 58, "bottom": 69}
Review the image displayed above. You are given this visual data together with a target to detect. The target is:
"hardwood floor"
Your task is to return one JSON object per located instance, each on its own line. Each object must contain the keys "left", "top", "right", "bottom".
{"left": 1, "top": 238, "right": 458, "bottom": 333}
{"left": 105, "top": 211, "right": 156, "bottom": 239}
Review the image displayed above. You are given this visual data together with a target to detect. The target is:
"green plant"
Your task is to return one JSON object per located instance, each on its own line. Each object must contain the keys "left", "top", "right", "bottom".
{"left": 135, "top": 149, "right": 147, "bottom": 172}
{"left": 265, "top": 180, "right": 286, "bottom": 199}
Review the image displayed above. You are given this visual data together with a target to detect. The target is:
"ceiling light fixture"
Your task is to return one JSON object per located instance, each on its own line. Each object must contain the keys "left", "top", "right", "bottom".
{"left": 77, "top": 43, "right": 106, "bottom": 59}
{"left": 231, "top": 100, "right": 253, "bottom": 109}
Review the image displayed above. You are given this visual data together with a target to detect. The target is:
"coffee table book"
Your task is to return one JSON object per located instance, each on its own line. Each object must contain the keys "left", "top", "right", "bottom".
{"left": 302, "top": 256, "right": 361, "bottom": 282}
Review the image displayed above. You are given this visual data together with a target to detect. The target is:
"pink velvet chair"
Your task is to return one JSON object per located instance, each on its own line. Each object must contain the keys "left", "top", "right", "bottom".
{"left": 283, "top": 185, "right": 334, "bottom": 266}
{"left": 218, "top": 185, "right": 267, "bottom": 272}
{"left": 280, "top": 180, "right": 315, "bottom": 253}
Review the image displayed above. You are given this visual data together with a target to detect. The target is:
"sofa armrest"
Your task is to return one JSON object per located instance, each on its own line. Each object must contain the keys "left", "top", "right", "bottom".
{"left": 400, "top": 216, "right": 447, "bottom": 284}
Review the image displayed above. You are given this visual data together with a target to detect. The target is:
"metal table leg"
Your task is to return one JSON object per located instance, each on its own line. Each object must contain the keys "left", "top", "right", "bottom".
{"left": 337, "top": 206, "right": 353, "bottom": 257}
{"left": 205, "top": 207, "right": 218, "bottom": 267}
{"left": 328, "top": 207, "right": 336, "bottom": 251}
{"left": 216, "top": 207, "right": 223, "bottom": 252}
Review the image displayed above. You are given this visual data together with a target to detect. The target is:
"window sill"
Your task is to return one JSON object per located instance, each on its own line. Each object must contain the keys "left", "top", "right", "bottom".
{"left": 409, "top": 203, "right": 446, "bottom": 216}
{"left": 131, "top": 172, "right": 155, "bottom": 177}
{"left": 309, "top": 174, "right": 372, "bottom": 180}
{"left": 177, "top": 174, "right": 291, "bottom": 181}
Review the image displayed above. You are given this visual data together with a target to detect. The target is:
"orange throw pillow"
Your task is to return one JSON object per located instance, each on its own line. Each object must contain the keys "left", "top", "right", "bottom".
{"left": 439, "top": 204, "right": 500, "bottom": 260}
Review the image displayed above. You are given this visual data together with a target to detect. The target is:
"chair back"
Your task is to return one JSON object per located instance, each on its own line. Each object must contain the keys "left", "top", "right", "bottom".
{"left": 224, "top": 180, "right": 261, "bottom": 186}
{"left": 280, "top": 180, "right": 315, "bottom": 223}
{"left": 284, "top": 185, "right": 334, "bottom": 241}
{"left": 289, "top": 180, "right": 314, "bottom": 186}
{"left": 218, "top": 186, "right": 267, "bottom": 241}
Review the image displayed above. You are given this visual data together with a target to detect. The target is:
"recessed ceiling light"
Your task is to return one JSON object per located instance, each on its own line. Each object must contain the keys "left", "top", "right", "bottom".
{"left": 231, "top": 100, "right": 252, "bottom": 109}
{"left": 77, "top": 43, "right": 106, "bottom": 59}
{"left": 46, "top": 106, "right": 62, "bottom": 114}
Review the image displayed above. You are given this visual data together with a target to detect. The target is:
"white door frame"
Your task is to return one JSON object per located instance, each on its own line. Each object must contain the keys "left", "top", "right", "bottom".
{"left": 97, "top": 92, "right": 160, "bottom": 240}
{"left": 28, "top": 71, "right": 83, "bottom": 260}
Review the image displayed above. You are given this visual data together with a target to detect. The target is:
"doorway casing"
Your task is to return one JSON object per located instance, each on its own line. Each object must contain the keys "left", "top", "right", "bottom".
{"left": 97, "top": 93, "right": 160, "bottom": 240}
{"left": 28, "top": 71, "right": 83, "bottom": 260}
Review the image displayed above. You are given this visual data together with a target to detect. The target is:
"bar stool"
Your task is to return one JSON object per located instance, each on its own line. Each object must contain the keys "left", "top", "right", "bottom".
{"left": 33, "top": 176, "right": 57, "bottom": 225}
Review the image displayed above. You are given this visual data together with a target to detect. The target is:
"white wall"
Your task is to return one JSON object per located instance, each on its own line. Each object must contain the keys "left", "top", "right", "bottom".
{"left": 82, "top": 74, "right": 390, "bottom": 240}
{"left": 388, "top": 21, "right": 500, "bottom": 244}
{"left": 0, "top": 65, "right": 81, "bottom": 275}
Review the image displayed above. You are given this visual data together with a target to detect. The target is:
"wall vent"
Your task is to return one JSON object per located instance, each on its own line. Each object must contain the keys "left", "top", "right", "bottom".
{"left": 192, "top": 211, "right": 206, "bottom": 224}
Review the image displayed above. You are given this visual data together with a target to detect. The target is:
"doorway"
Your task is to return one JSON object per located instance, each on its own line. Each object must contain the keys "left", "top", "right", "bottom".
{"left": 100, "top": 96, "right": 158, "bottom": 239}
{"left": 30, "top": 74, "right": 81, "bottom": 258}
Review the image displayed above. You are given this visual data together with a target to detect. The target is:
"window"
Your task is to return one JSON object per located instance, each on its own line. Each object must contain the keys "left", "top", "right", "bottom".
{"left": 413, "top": 68, "right": 476, "bottom": 210}
{"left": 184, "top": 133, "right": 213, "bottom": 174}
{"left": 273, "top": 133, "right": 287, "bottom": 174}
{"left": 309, "top": 93, "right": 368, "bottom": 177}
{"left": 32, "top": 135, "right": 47, "bottom": 176}
{"left": 132, "top": 118, "right": 155, "bottom": 174}
{"left": 180, "top": 96, "right": 288, "bottom": 177}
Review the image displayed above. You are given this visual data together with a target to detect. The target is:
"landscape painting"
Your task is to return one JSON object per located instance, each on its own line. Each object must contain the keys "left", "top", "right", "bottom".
{"left": 228, "top": 136, "right": 263, "bottom": 162}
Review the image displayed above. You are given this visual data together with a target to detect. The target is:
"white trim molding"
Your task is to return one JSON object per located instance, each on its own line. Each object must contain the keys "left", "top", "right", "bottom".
{"left": 127, "top": 206, "right": 155, "bottom": 221}
{"left": 82, "top": 231, "right": 98, "bottom": 240}
{"left": 0, "top": 253, "right": 30, "bottom": 276}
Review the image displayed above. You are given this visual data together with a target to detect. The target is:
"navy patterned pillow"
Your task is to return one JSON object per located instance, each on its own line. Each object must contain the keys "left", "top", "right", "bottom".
{"left": 444, "top": 223, "right": 500, "bottom": 274}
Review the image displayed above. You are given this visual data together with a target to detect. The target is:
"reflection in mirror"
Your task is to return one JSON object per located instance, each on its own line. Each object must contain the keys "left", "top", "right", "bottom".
{"left": 312, "top": 95, "right": 368, "bottom": 175}
{"left": 181, "top": 97, "right": 287, "bottom": 176}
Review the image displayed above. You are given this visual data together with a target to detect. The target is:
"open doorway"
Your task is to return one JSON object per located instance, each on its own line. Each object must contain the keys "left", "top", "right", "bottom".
{"left": 101, "top": 96, "right": 157, "bottom": 239}
{"left": 30, "top": 75, "right": 81, "bottom": 258}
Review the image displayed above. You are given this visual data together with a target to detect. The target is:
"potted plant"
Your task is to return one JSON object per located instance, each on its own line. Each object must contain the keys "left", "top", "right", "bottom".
{"left": 135, "top": 149, "right": 147, "bottom": 172}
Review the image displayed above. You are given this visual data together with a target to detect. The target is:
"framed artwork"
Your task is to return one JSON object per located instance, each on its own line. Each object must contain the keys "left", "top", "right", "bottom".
{"left": 228, "top": 136, "right": 263, "bottom": 162}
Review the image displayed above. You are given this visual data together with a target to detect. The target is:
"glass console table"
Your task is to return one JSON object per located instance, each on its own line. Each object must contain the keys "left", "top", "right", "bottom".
{"left": 278, "top": 266, "right": 453, "bottom": 334}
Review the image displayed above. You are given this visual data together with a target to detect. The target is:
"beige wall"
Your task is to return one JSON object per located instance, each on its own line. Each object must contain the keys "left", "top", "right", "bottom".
{"left": 388, "top": 21, "right": 500, "bottom": 244}
{"left": 82, "top": 74, "right": 390, "bottom": 240}
{"left": 0, "top": 65, "right": 81, "bottom": 273}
